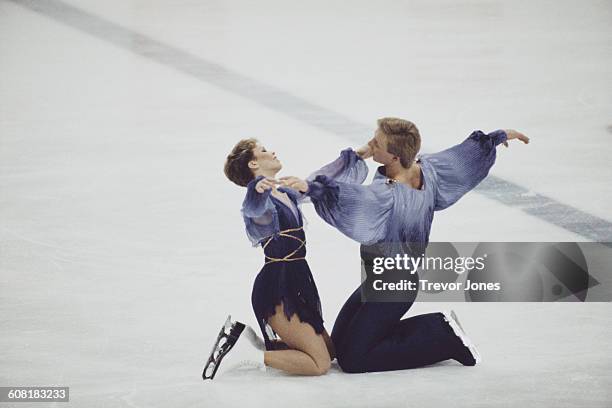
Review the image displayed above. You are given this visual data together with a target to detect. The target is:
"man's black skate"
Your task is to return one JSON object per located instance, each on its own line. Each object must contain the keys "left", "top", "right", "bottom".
{"left": 202, "top": 315, "right": 245, "bottom": 380}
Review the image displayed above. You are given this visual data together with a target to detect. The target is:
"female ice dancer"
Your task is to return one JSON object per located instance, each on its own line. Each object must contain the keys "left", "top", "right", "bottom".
{"left": 281, "top": 117, "right": 529, "bottom": 373}
{"left": 202, "top": 139, "right": 333, "bottom": 380}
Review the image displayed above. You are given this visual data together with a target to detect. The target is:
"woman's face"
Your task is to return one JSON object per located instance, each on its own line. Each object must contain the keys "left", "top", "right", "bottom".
{"left": 250, "top": 143, "right": 282, "bottom": 174}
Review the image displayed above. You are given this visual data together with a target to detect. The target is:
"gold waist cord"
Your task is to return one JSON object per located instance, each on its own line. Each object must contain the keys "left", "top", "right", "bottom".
{"left": 263, "top": 227, "right": 306, "bottom": 265}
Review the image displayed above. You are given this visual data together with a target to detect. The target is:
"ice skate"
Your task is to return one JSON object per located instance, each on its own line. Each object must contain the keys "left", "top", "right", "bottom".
{"left": 441, "top": 310, "right": 482, "bottom": 366}
{"left": 202, "top": 315, "right": 265, "bottom": 380}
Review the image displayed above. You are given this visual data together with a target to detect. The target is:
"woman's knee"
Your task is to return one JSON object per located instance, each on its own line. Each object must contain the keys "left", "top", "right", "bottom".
{"left": 268, "top": 311, "right": 332, "bottom": 375}
{"left": 304, "top": 343, "right": 332, "bottom": 376}
{"left": 314, "top": 354, "right": 332, "bottom": 375}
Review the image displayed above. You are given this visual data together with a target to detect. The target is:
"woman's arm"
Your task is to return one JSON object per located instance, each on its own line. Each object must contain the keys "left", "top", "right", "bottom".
{"left": 242, "top": 176, "right": 280, "bottom": 246}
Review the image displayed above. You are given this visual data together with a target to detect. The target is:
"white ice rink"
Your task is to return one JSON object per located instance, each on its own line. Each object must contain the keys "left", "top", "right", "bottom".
{"left": 1, "top": 0, "right": 611, "bottom": 407}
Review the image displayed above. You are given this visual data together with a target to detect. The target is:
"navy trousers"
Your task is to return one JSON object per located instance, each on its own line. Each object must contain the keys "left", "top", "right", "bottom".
{"left": 331, "top": 247, "right": 460, "bottom": 373}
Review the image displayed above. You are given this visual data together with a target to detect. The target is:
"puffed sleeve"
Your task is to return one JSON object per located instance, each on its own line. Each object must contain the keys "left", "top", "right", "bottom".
{"left": 241, "top": 176, "right": 280, "bottom": 246}
{"left": 306, "top": 175, "right": 393, "bottom": 245}
{"left": 307, "top": 148, "right": 369, "bottom": 185}
{"left": 422, "top": 129, "right": 507, "bottom": 211}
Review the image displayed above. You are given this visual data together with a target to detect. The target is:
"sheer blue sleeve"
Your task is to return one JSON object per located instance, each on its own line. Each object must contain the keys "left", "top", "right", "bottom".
{"left": 422, "top": 129, "right": 507, "bottom": 211}
{"left": 241, "top": 176, "right": 280, "bottom": 246}
{"left": 306, "top": 175, "right": 393, "bottom": 245}
{"left": 307, "top": 148, "right": 369, "bottom": 185}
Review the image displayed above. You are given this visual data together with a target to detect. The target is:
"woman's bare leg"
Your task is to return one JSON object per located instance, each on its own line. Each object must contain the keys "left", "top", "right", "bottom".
{"left": 322, "top": 330, "right": 336, "bottom": 360}
{"left": 263, "top": 303, "right": 331, "bottom": 376}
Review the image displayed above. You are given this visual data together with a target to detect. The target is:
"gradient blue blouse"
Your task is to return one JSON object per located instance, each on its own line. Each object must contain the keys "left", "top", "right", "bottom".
{"left": 242, "top": 129, "right": 507, "bottom": 248}
{"left": 304, "top": 129, "right": 507, "bottom": 246}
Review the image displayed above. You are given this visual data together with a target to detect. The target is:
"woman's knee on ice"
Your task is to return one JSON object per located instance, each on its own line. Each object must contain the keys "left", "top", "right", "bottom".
{"left": 300, "top": 342, "right": 331, "bottom": 376}
{"left": 312, "top": 353, "right": 331, "bottom": 375}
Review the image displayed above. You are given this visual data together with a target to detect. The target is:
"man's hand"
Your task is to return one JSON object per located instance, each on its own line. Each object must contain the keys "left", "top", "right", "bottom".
{"left": 356, "top": 139, "right": 374, "bottom": 159}
{"left": 502, "top": 129, "right": 530, "bottom": 147}
{"left": 279, "top": 176, "right": 309, "bottom": 193}
{"left": 255, "top": 177, "right": 278, "bottom": 193}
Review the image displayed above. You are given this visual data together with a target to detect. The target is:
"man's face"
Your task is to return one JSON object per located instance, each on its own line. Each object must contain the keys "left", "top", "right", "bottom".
{"left": 249, "top": 143, "right": 282, "bottom": 174}
{"left": 370, "top": 129, "right": 396, "bottom": 165}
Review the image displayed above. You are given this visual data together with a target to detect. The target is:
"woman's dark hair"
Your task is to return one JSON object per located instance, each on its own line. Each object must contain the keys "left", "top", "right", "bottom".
{"left": 224, "top": 138, "right": 258, "bottom": 187}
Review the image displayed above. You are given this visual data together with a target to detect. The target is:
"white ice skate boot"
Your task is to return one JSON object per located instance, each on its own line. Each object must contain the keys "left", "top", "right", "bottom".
{"left": 202, "top": 315, "right": 265, "bottom": 380}
{"left": 441, "top": 310, "right": 482, "bottom": 366}
{"left": 243, "top": 323, "right": 266, "bottom": 351}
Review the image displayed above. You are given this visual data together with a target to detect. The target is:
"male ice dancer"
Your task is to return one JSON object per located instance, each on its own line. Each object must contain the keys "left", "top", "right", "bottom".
{"left": 281, "top": 117, "right": 529, "bottom": 373}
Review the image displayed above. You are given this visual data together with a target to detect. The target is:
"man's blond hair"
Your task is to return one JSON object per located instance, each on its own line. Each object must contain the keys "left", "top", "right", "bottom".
{"left": 377, "top": 117, "right": 421, "bottom": 168}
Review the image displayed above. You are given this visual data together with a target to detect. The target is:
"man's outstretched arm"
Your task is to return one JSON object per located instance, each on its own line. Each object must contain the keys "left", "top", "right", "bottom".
{"left": 500, "top": 129, "right": 530, "bottom": 147}
{"left": 280, "top": 175, "right": 393, "bottom": 245}
{"left": 423, "top": 129, "right": 529, "bottom": 211}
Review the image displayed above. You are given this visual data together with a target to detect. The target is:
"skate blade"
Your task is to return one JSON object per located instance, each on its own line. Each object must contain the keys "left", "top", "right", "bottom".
{"left": 443, "top": 310, "right": 482, "bottom": 365}
{"left": 450, "top": 310, "right": 465, "bottom": 332}
{"left": 202, "top": 315, "right": 246, "bottom": 380}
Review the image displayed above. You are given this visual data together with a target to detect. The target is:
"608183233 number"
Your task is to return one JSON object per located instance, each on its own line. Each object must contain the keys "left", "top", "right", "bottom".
{"left": 0, "top": 387, "right": 69, "bottom": 402}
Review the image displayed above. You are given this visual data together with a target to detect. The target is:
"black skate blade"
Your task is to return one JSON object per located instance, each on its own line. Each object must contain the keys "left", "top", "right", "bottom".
{"left": 202, "top": 316, "right": 246, "bottom": 380}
